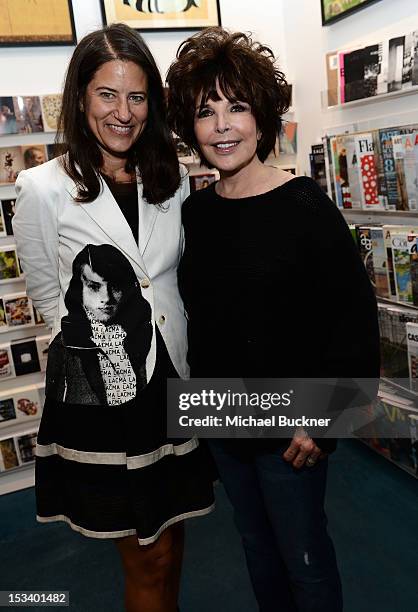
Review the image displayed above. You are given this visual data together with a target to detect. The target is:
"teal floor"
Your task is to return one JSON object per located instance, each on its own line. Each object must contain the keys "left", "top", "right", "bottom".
{"left": 0, "top": 440, "right": 417, "bottom": 611}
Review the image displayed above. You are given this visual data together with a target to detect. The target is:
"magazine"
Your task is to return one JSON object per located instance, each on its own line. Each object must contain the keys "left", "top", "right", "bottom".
{"left": 406, "top": 322, "right": 418, "bottom": 392}
{"left": 3, "top": 294, "right": 35, "bottom": 329}
{"left": 0, "top": 437, "right": 19, "bottom": 471}
{"left": 391, "top": 232, "right": 415, "bottom": 304}
{"left": 0, "top": 343, "right": 15, "bottom": 380}
{"left": 16, "top": 432, "right": 37, "bottom": 464}
{"left": 371, "top": 227, "right": 390, "bottom": 298}
{"left": 10, "top": 338, "right": 41, "bottom": 377}
{"left": 0, "top": 398, "right": 16, "bottom": 424}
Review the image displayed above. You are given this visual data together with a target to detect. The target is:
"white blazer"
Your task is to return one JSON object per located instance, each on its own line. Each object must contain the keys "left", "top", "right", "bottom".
{"left": 13, "top": 156, "right": 190, "bottom": 382}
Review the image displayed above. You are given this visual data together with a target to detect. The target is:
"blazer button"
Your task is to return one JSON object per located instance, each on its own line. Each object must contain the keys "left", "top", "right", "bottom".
{"left": 158, "top": 315, "right": 166, "bottom": 325}
{"left": 140, "top": 278, "right": 150, "bottom": 289}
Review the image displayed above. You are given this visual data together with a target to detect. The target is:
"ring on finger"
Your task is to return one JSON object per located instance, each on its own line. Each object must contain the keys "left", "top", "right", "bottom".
{"left": 306, "top": 456, "right": 317, "bottom": 467}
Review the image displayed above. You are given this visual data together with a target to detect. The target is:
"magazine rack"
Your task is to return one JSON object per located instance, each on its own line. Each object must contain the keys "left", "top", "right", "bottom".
{"left": 321, "top": 83, "right": 418, "bottom": 111}
{"left": 0, "top": 94, "right": 57, "bottom": 493}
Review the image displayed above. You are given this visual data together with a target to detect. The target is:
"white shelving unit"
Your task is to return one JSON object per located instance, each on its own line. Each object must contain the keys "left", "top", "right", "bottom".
{"left": 0, "top": 127, "right": 52, "bottom": 494}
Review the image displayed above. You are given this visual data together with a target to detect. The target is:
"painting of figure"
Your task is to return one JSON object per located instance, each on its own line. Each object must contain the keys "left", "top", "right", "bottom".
{"left": 101, "top": 0, "right": 220, "bottom": 30}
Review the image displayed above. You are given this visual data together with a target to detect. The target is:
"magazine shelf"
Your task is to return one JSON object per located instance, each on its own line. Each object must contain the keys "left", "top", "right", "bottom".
{"left": 357, "top": 437, "right": 418, "bottom": 478}
{"left": 342, "top": 209, "right": 418, "bottom": 222}
{"left": 380, "top": 376, "right": 418, "bottom": 403}
{"left": 321, "top": 84, "right": 418, "bottom": 111}
{"left": 378, "top": 297, "right": 418, "bottom": 311}
{"left": 0, "top": 206, "right": 47, "bottom": 494}
{"left": 0, "top": 462, "right": 34, "bottom": 495}
{"left": 357, "top": 378, "right": 418, "bottom": 478}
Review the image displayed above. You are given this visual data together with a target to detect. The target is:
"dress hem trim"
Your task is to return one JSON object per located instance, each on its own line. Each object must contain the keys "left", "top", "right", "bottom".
{"left": 35, "top": 438, "right": 198, "bottom": 468}
{"left": 36, "top": 502, "right": 215, "bottom": 544}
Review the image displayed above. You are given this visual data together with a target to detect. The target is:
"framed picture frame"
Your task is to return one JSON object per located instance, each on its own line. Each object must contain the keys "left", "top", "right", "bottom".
{"left": 100, "top": 0, "right": 221, "bottom": 32}
{"left": 321, "top": 0, "right": 382, "bottom": 26}
{"left": 0, "top": 0, "right": 76, "bottom": 47}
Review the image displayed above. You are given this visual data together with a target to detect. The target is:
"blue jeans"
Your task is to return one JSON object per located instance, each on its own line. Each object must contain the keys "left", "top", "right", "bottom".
{"left": 209, "top": 440, "right": 343, "bottom": 612}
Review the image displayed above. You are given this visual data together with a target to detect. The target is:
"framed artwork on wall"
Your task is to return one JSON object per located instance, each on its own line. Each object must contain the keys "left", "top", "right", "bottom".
{"left": 0, "top": 0, "right": 76, "bottom": 47}
{"left": 321, "top": 0, "right": 382, "bottom": 26}
{"left": 100, "top": 0, "right": 221, "bottom": 32}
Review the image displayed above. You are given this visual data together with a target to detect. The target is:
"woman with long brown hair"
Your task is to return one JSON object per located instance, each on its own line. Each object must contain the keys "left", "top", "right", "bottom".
{"left": 13, "top": 23, "right": 214, "bottom": 612}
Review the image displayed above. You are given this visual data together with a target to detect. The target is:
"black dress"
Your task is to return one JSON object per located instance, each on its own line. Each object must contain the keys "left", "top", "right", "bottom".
{"left": 35, "top": 177, "right": 215, "bottom": 544}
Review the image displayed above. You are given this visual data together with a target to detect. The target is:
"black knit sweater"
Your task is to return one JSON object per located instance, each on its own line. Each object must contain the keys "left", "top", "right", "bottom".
{"left": 179, "top": 177, "right": 380, "bottom": 453}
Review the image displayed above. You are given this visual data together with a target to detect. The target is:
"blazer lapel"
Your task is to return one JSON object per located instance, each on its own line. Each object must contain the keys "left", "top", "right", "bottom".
{"left": 137, "top": 176, "right": 159, "bottom": 257}
{"left": 78, "top": 178, "right": 149, "bottom": 278}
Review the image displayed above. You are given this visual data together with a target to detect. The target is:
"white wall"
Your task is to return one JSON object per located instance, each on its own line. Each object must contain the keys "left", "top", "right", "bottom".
{"left": 2, "top": 0, "right": 417, "bottom": 178}
{"left": 0, "top": 0, "right": 287, "bottom": 95}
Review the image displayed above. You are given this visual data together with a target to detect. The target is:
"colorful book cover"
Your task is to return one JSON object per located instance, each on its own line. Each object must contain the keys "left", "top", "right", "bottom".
{"left": 0, "top": 97, "right": 18, "bottom": 135}
{"left": 0, "top": 147, "right": 25, "bottom": 185}
{"left": 392, "top": 232, "right": 414, "bottom": 304}
{"left": 355, "top": 133, "right": 380, "bottom": 208}
{"left": 0, "top": 343, "right": 14, "bottom": 380}
{"left": 0, "top": 437, "right": 19, "bottom": 471}
{"left": 410, "top": 237, "right": 418, "bottom": 306}
{"left": 370, "top": 227, "right": 390, "bottom": 298}
{"left": 345, "top": 136, "right": 362, "bottom": 209}
{"left": 334, "top": 135, "right": 352, "bottom": 208}
{"left": 379, "top": 125, "right": 418, "bottom": 210}
{"left": 372, "top": 130, "right": 390, "bottom": 209}
{"left": 0, "top": 299, "right": 6, "bottom": 330}
{"left": 40, "top": 94, "right": 62, "bottom": 133}
{"left": 338, "top": 51, "right": 347, "bottom": 104}
{"left": 392, "top": 134, "right": 409, "bottom": 210}
{"left": 330, "top": 136, "right": 343, "bottom": 208}
{"left": 349, "top": 224, "right": 358, "bottom": 247}
{"left": 0, "top": 199, "right": 16, "bottom": 236}
{"left": 326, "top": 52, "right": 339, "bottom": 107}
{"left": 279, "top": 122, "right": 297, "bottom": 155}
{"left": 13, "top": 386, "right": 41, "bottom": 420}
{"left": 3, "top": 294, "right": 35, "bottom": 328}
{"left": 12, "top": 96, "right": 43, "bottom": 134}
{"left": 401, "top": 132, "right": 418, "bottom": 211}
{"left": 0, "top": 247, "right": 21, "bottom": 283}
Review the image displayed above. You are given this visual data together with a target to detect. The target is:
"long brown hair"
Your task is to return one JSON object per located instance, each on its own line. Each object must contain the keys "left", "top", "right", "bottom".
{"left": 56, "top": 23, "right": 180, "bottom": 205}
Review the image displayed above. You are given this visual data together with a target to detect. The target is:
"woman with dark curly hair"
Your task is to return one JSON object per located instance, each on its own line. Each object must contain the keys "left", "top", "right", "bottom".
{"left": 167, "top": 27, "right": 380, "bottom": 611}
{"left": 13, "top": 23, "right": 214, "bottom": 612}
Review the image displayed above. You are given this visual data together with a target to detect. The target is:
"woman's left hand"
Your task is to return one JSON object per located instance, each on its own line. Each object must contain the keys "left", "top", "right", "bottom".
{"left": 282, "top": 427, "right": 327, "bottom": 469}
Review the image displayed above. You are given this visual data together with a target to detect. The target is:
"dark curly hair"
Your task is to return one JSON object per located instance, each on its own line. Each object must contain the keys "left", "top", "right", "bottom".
{"left": 166, "top": 27, "right": 291, "bottom": 166}
{"left": 57, "top": 23, "right": 180, "bottom": 205}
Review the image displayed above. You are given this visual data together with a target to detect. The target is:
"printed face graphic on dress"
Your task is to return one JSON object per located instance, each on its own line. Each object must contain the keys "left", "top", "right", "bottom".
{"left": 81, "top": 263, "right": 122, "bottom": 324}
{"left": 46, "top": 244, "right": 153, "bottom": 406}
